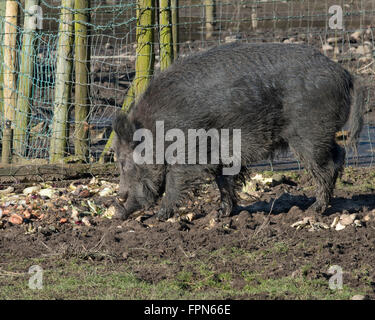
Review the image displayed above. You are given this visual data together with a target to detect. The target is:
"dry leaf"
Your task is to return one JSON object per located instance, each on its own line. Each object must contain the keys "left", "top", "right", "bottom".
{"left": 23, "top": 186, "right": 41, "bottom": 195}
{"left": 0, "top": 186, "right": 15, "bottom": 194}
{"left": 82, "top": 216, "right": 91, "bottom": 226}
{"left": 99, "top": 187, "right": 113, "bottom": 197}
{"left": 39, "top": 188, "right": 56, "bottom": 199}
{"left": 103, "top": 206, "right": 116, "bottom": 219}
{"left": 9, "top": 214, "right": 23, "bottom": 225}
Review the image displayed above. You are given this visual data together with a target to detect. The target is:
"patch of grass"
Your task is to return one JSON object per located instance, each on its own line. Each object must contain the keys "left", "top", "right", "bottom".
{"left": 261, "top": 241, "right": 289, "bottom": 258}
{"left": 273, "top": 242, "right": 289, "bottom": 254}
{"left": 160, "top": 259, "right": 173, "bottom": 266}
{"left": 0, "top": 258, "right": 186, "bottom": 300}
{"left": 0, "top": 255, "right": 367, "bottom": 299}
{"left": 176, "top": 271, "right": 194, "bottom": 290}
{"left": 301, "top": 264, "right": 313, "bottom": 277}
{"left": 336, "top": 167, "right": 375, "bottom": 192}
{"left": 241, "top": 272, "right": 363, "bottom": 300}
{"left": 296, "top": 241, "right": 307, "bottom": 250}
{"left": 353, "top": 265, "right": 374, "bottom": 287}
{"left": 229, "top": 247, "right": 261, "bottom": 261}
{"left": 0, "top": 245, "right": 371, "bottom": 300}
{"left": 336, "top": 179, "right": 374, "bottom": 193}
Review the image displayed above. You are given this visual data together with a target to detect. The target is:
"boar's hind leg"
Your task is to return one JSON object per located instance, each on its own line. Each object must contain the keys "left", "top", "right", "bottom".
{"left": 290, "top": 140, "right": 345, "bottom": 214}
{"left": 215, "top": 175, "right": 239, "bottom": 216}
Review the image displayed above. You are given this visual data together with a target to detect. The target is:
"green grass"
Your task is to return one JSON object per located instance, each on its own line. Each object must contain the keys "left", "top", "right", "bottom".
{"left": 0, "top": 253, "right": 369, "bottom": 300}
{"left": 241, "top": 272, "right": 361, "bottom": 300}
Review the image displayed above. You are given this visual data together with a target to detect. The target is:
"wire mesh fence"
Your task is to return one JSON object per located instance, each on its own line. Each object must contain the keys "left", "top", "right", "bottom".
{"left": 0, "top": 0, "right": 374, "bottom": 179}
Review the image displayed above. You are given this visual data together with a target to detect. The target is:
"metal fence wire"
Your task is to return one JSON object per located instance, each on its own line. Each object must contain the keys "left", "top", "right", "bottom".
{"left": 0, "top": 0, "right": 374, "bottom": 175}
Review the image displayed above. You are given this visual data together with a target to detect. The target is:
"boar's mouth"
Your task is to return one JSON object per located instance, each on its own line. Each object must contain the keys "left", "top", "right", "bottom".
{"left": 114, "top": 197, "right": 132, "bottom": 220}
{"left": 117, "top": 194, "right": 128, "bottom": 204}
{"left": 115, "top": 195, "right": 128, "bottom": 212}
{"left": 113, "top": 189, "right": 129, "bottom": 214}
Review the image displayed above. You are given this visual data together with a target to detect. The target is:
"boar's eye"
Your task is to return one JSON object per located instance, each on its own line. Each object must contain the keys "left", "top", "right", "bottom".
{"left": 119, "top": 158, "right": 133, "bottom": 172}
{"left": 117, "top": 159, "right": 126, "bottom": 171}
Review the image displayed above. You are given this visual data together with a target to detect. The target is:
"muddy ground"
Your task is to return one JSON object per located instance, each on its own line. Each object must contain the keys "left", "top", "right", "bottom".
{"left": 0, "top": 167, "right": 374, "bottom": 299}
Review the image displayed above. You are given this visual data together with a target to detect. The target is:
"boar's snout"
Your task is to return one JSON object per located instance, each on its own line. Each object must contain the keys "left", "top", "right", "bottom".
{"left": 118, "top": 191, "right": 128, "bottom": 203}
{"left": 115, "top": 191, "right": 132, "bottom": 220}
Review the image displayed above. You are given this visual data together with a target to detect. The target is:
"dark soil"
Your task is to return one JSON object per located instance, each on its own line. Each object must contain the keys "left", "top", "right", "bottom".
{"left": 1, "top": 167, "right": 375, "bottom": 299}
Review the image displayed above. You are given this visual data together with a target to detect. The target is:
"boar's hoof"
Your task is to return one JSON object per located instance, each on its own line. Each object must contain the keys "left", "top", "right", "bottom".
{"left": 115, "top": 209, "right": 130, "bottom": 220}
{"left": 114, "top": 202, "right": 131, "bottom": 220}
{"left": 309, "top": 201, "right": 328, "bottom": 214}
{"left": 218, "top": 201, "right": 233, "bottom": 217}
{"left": 156, "top": 208, "right": 173, "bottom": 221}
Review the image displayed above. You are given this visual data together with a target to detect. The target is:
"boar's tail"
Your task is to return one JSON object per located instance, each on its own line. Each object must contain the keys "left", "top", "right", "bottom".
{"left": 347, "top": 76, "right": 367, "bottom": 154}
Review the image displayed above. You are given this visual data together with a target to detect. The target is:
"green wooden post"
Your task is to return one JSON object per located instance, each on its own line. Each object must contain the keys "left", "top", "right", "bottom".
{"left": 49, "top": 0, "right": 74, "bottom": 163}
{"left": 74, "top": 0, "right": 90, "bottom": 162}
{"left": 135, "top": 0, "right": 155, "bottom": 99}
{"left": 171, "top": 0, "right": 179, "bottom": 60}
{"left": 2, "top": 0, "right": 18, "bottom": 164}
{"left": 14, "top": 0, "right": 40, "bottom": 157}
{"left": 159, "top": 0, "right": 173, "bottom": 70}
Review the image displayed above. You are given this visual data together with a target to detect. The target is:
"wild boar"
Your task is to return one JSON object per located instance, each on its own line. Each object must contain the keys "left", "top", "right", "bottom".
{"left": 113, "top": 42, "right": 365, "bottom": 220}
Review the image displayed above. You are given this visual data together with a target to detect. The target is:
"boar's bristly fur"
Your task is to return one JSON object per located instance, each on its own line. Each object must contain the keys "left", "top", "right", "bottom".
{"left": 113, "top": 42, "right": 365, "bottom": 220}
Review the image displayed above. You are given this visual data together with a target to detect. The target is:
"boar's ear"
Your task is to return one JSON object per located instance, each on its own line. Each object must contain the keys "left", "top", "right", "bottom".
{"left": 113, "top": 111, "right": 136, "bottom": 144}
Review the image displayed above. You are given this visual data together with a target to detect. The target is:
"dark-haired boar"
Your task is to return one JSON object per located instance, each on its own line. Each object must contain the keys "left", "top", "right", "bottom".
{"left": 113, "top": 42, "right": 365, "bottom": 220}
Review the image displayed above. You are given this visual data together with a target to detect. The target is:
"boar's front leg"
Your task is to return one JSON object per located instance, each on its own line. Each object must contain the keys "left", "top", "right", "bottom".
{"left": 215, "top": 175, "right": 239, "bottom": 217}
{"left": 156, "top": 168, "right": 184, "bottom": 221}
{"left": 156, "top": 165, "right": 204, "bottom": 221}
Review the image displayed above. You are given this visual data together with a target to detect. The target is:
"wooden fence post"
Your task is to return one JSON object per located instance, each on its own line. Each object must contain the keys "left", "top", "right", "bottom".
{"left": 0, "top": 1, "right": 7, "bottom": 119}
{"left": 135, "top": 0, "right": 155, "bottom": 99}
{"left": 1, "top": 0, "right": 18, "bottom": 164}
{"left": 171, "top": 0, "right": 179, "bottom": 60}
{"left": 205, "top": 0, "right": 214, "bottom": 40}
{"left": 74, "top": 0, "right": 90, "bottom": 162}
{"left": 159, "top": 0, "right": 173, "bottom": 70}
{"left": 14, "top": 0, "right": 40, "bottom": 157}
{"left": 49, "top": 0, "right": 74, "bottom": 163}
